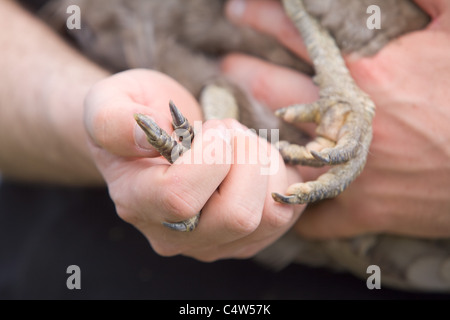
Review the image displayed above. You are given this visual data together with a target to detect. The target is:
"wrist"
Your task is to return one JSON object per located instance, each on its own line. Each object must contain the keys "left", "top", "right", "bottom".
{"left": 0, "top": 0, "right": 109, "bottom": 184}
{"left": 47, "top": 63, "right": 110, "bottom": 185}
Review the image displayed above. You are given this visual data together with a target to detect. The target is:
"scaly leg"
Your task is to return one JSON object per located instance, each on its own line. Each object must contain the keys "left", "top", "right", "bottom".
{"left": 272, "top": 0, "right": 375, "bottom": 204}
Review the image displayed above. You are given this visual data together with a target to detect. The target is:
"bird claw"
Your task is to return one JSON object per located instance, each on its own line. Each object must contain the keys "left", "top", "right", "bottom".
{"left": 135, "top": 0, "right": 376, "bottom": 224}
{"left": 162, "top": 212, "right": 201, "bottom": 232}
{"left": 135, "top": 101, "right": 199, "bottom": 231}
{"left": 271, "top": 0, "right": 375, "bottom": 204}
{"left": 134, "top": 100, "right": 194, "bottom": 164}
{"left": 273, "top": 98, "right": 373, "bottom": 204}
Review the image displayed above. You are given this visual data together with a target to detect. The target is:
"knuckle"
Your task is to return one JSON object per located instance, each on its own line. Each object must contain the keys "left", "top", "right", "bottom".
{"left": 150, "top": 239, "right": 182, "bottom": 257}
{"left": 115, "top": 207, "right": 141, "bottom": 226}
{"left": 265, "top": 205, "right": 294, "bottom": 229}
{"left": 159, "top": 180, "right": 202, "bottom": 221}
{"left": 88, "top": 105, "right": 113, "bottom": 149}
{"left": 224, "top": 203, "right": 261, "bottom": 236}
{"left": 112, "top": 194, "right": 143, "bottom": 226}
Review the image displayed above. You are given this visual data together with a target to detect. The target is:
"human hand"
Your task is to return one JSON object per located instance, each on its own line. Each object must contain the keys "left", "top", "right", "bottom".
{"left": 222, "top": 0, "right": 450, "bottom": 238}
{"left": 84, "top": 69, "right": 304, "bottom": 261}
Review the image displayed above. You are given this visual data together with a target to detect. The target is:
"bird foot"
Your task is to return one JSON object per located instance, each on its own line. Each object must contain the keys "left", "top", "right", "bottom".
{"left": 134, "top": 0, "right": 376, "bottom": 227}
{"left": 271, "top": 0, "right": 375, "bottom": 204}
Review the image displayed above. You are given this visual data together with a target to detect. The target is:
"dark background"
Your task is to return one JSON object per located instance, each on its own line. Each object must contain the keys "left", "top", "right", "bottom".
{"left": 1, "top": 181, "right": 448, "bottom": 299}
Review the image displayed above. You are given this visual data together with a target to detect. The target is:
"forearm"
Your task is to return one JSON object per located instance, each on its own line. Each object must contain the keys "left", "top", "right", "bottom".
{"left": 0, "top": 0, "right": 109, "bottom": 184}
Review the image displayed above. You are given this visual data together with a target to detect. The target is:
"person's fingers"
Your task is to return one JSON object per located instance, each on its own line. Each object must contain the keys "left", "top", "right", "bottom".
{"left": 294, "top": 169, "right": 450, "bottom": 239}
{"left": 126, "top": 120, "right": 235, "bottom": 226}
{"left": 222, "top": 53, "right": 326, "bottom": 182}
{"left": 414, "top": 0, "right": 450, "bottom": 31}
{"left": 294, "top": 198, "right": 367, "bottom": 239}
{"left": 197, "top": 130, "right": 270, "bottom": 244}
{"left": 85, "top": 88, "right": 169, "bottom": 158}
{"left": 84, "top": 69, "right": 202, "bottom": 158}
{"left": 128, "top": 121, "right": 288, "bottom": 260}
{"left": 295, "top": 194, "right": 446, "bottom": 240}
{"left": 100, "top": 121, "right": 234, "bottom": 259}
{"left": 225, "top": 0, "right": 310, "bottom": 62}
{"left": 221, "top": 53, "right": 318, "bottom": 116}
{"left": 225, "top": 161, "right": 304, "bottom": 256}
{"left": 186, "top": 132, "right": 305, "bottom": 261}
{"left": 292, "top": 173, "right": 392, "bottom": 239}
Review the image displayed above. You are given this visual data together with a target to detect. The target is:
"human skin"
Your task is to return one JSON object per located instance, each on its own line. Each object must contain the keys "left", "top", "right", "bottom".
{"left": 3, "top": 0, "right": 448, "bottom": 263}
{"left": 84, "top": 70, "right": 304, "bottom": 261}
{"left": 0, "top": 0, "right": 107, "bottom": 184}
{"left": 0, "top": 0, "right": 303, "bottom": 261}
{"left": 223, "top": 0, "right": 450, "bottom": 239}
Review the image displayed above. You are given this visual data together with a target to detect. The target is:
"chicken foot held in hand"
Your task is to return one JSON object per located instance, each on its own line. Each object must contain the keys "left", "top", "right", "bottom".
{"left": 272, "top": 0, "right": 375, "bottom": 204}
{"left": 136, "top": 0, "right": 376, "bottom": 231}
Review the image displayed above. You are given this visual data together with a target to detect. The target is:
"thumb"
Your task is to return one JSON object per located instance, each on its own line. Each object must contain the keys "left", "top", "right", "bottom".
{"left": 84, "top": 69, "right": 202, "bottom": 158}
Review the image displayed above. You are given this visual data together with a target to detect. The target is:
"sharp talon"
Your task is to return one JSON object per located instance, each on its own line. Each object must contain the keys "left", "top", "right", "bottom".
{"left": 169, "top": 100, "right": 185, "bottom": 128}
{"left": 134, "top": 113, "right": 161, "bottom": 141}
{"left": 168, "top": 100, "right": 195, "bottom": 146}
{"left": 272, "top": 192, "right": 303, "bottom": 205}
{"left": 310, "top": 150, "right": 331, "bottom": 164}
{"left": 274, "top": 108, "right": 287, "bottom": 118}
{"left": 162, "top": 221, "right": 189, "bottom": 232}
{"left": 162, "top": 212, "right": 201, "bottom": 232}
{"left": 134, "top": 112, "right": 181, "bottom": 163}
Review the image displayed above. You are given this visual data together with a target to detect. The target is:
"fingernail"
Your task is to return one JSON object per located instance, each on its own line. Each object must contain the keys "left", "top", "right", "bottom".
{"left": 226, "top": 0, "right": 246, "bottom": 23}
